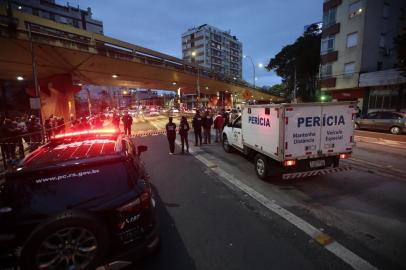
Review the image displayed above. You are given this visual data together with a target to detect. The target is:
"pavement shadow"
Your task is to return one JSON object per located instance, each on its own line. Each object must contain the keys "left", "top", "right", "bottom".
{"left": 128, "top": 185, "right": 196, "bottom": 270}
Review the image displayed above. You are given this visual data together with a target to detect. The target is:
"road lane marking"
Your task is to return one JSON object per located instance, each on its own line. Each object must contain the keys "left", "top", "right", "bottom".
{"left": 177, "top": 141, "right": 379, "bottom": 270}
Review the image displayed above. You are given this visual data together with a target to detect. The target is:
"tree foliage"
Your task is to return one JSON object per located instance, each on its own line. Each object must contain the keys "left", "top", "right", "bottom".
{"left": 394, "top": 29, "right": 406, "bottom": 76}
{"left": 266, "top": 24, "right": 321, "bottom": 102}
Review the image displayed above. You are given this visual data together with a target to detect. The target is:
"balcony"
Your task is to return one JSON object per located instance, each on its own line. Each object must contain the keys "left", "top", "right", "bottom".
{"left": 320, "top": 77, "right": 336, "bottom": 88}
{"left": 322, "top": 23, "right": 340, "bottom": 37}
{"left": 320, "top": 51, "right": 338, "bottom": 64}
{"left": 323, "top": 0, "right": 342, "bottom": 11}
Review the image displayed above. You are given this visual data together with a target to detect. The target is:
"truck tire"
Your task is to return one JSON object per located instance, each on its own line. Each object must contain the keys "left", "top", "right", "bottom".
{"left": 223, "top": 135, "right": 233, "bottom": 153}
{"left": 254, "top": 154, "right": 268, "bottom": 180}
{"left": 21, "top": 211, "right": 110, "bottom": 270}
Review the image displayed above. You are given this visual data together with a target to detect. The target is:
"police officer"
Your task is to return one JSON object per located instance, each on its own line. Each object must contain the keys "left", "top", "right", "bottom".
{"left": 179, "top": 116, "right": 190, "bottom": 154}
{"left": 122, "top": 111, "right": 133, "bottom": 136}
{"left": 192, "top": 111, "right": 202, "bottom": 146}
{"left": 112, "top": 112, "right": 120, "bottom": 131}
{"left": 203, "top": 112, "right": 213, "bottom": 144}
{"left": 165, "top": 117, "right": 177, "bottom": 155}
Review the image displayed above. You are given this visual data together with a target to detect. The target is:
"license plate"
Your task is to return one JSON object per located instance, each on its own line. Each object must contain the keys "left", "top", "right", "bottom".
{"left": 310, "top": 159, "right": 325, "bottom": 168}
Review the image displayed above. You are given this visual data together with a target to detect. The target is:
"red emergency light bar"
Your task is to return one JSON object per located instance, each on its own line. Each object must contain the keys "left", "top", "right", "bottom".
{"left": 51, "top": 128, "right": 119, "bottom": 139}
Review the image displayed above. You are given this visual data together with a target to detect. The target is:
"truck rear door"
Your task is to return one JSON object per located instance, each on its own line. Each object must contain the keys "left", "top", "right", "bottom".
{"left": 283, "top": 105, "right": 322, "bottom": 159}
{"left": 320, "top": 103, "right": 355, "bottom": 154}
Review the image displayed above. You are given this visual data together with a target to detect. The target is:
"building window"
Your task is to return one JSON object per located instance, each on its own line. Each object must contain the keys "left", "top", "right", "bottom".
{"left": 321, "top": 35, "right": 335, "bottom": 55}
{"left": 344, "top": 62, "right": 355, "bottom": 74}
{"left": 349, "top": 1, "right": 363, "bottom": 18}
{"left": 58, "top": 16, "right": 69, "bottom": 24}
{"left": 32, "top": 8, "right": 39, "bottom": 16}
{"left": 400, "top": 8, "right": 405, "bottom": 21}
{"left": 346, "top": 32, "right": 358, "bottom": 48}
{"left": 321, "top": 63, "right": 332, "bottom": 78}
{"left": 379, "top": 33, "right": 386, "bottom": 48}
{"left": 323, "top": 8, "right": 336, "bottom": 27}
{"left": 383, "top": 3, "right": 390, "bottom": 18}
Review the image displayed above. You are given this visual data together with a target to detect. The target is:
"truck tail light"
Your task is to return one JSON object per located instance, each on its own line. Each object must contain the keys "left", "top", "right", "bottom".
{"left": 284, "top": 160, "right": 296, "bottom": 167}
{"left": 339, "top": 153, "right": 350, "bottom": 159}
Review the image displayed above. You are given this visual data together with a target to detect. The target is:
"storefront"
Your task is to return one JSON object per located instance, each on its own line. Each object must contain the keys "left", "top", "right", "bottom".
{"left": 359, "top": 69, "right": 406, "bottom": 113}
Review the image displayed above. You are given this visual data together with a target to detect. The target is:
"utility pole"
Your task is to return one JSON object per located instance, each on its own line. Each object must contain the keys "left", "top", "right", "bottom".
{"left": 28, "top": 23, "right": 46, "bottom": 141}
{"left": 86, "top": 88, "right": 92, "bottom": 116}
{"left": 293, "top": 66, "right": 297, "bottom": 103}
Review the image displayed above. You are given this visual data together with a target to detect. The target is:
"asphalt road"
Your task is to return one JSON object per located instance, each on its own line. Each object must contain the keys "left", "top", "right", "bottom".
{"left": 129, "top": 135, "right": 351, "bottom": 270}
{"left": 121, "top": 116, "right": 406, "bottom": 270}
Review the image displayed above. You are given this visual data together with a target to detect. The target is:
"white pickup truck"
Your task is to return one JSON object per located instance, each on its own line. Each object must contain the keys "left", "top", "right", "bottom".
{"left": 222, "top": 102, "right": 356, "bottom": 180}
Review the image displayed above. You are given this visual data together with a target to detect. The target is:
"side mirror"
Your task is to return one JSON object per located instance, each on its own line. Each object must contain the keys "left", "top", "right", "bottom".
{"left": 227, "top": 123, "right": 232, "bottom": 127}
{"left": 137, "top": 145, "right": 148, "bottom": 156}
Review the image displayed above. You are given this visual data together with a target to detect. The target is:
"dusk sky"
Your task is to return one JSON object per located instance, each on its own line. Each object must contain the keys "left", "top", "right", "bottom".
{"left": 65, "top": 0, "right": 322, "bottom": 87}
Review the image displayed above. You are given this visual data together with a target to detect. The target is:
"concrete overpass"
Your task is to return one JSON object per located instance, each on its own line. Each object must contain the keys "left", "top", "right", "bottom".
{"left": 0, "top": 7, "right": 277, "bottom": 120}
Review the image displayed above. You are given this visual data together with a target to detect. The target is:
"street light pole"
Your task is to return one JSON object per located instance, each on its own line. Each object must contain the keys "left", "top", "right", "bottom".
{"left": 293, "top": 66, "right": 297, "bottom": 103}
{"left": 244, "top": 55, "right": 256, "bottom": 89}
{"left": 192, "top": 51, "right": 201, "bottom": 109}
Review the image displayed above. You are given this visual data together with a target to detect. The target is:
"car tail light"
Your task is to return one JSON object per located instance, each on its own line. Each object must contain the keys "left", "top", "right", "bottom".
{"left": 339, "top": 153, "right": 350, "bottom": 159}
{"left": 117, "top": 191, "right": 151, "bottom": 214}
{"left": 117, "top": 198, "right": 141, "bottom": 213}
{"left": 283, "top": 160, "right": 296, "bottom": 167}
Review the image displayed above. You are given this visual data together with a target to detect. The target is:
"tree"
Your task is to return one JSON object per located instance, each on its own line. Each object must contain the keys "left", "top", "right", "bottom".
{"left": 266, "top": 24, "right": 321, "bottom": 102}
{"left": 394, "top": 29, "right": 406, "bottom": 76}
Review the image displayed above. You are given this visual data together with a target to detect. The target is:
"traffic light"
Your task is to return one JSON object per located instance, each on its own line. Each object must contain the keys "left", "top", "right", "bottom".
{"left": 320, "top": 95, "right": 327, "bottom": 102}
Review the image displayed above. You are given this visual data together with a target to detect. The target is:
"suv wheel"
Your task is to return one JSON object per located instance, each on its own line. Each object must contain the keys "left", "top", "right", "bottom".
{"left": 21, "top": 212, "right": 109, "bottom": 270}
{"left": 223, "top": 135, "right": 232, "bottom": 153}
{"left": 254, "top": 154, "right": 268, "bottom": 180}
{"left": 390, "top": 126, "right": 401, "bottom": 135}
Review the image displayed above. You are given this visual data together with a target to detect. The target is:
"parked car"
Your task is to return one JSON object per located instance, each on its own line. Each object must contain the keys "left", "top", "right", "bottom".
{"left": 355, "top": 111, "right": 406, "bottom": 134}
{"left": 0, "top": 129, "right": 159, "bottom": 269}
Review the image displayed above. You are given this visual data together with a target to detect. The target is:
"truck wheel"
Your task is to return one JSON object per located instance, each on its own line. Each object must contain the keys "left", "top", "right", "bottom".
{"left": 21, "top": 211, "right": 109, "bottom": 270}
{"left": 390, "top": 126, "right": 401, "bottom": 135}
{"left": 254, "top": 154, "right": 268, "bottom": 180}
{"left": 223, "top": 135, "right": 232, "bottom": 153}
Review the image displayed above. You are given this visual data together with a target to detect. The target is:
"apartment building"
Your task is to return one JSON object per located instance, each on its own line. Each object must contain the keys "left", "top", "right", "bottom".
{"left": 182, "top": 24, "right": 243, "bottom": 79}
{"left": 320, "top": 0, "right": 406, "bottom": 113}
{"left": 5, "top": 0, "right": 103, "bottom": 34}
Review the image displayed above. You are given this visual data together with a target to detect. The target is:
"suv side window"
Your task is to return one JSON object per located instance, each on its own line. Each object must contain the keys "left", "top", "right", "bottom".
{"left": 233, "top": 116, "right": 242, "bottom": 128}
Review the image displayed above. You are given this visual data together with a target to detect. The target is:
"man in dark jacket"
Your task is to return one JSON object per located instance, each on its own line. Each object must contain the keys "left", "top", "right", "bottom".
{"left": 166, "top": 117, "right": 177, "bottom": 155}
{"left": 179, "top": 116, "right": 190, "bottom": 154}
{"left": 112, "top": 112, "right": 120, "bottom": 131}
{"left": 203, "top": 112, "right": 213, "bottom": 144}
{"left": 192, "top": 111, "right": 202, "bottom": 146}
{"left": 122, "top": 111, "right": 133, "bottom": 136}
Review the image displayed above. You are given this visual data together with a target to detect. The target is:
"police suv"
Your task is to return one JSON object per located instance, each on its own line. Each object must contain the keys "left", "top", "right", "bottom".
{"left": 222, "top": 102, "right": 356, "bottom": 180}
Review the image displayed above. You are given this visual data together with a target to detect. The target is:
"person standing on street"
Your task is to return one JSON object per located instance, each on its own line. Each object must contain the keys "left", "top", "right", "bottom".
{"left": 179, "top": 116, "right": 190, "bottom": 154}
{"left": 214, "top": 111, "right": 225, "bottom": 143}
{"left": 192, "top": 111, "right": 202, "bottom": 146}
{"left": 122, "top": 111, "right": 133, "bottom": 136}
{"left": 165, "top": 117, "right": 177, "bottom": 155}
{"left": 112, "top": 112, "right": 120, "bottom": 131}
{"left": 203, "top": 112, "right": 213, "bottom": 144}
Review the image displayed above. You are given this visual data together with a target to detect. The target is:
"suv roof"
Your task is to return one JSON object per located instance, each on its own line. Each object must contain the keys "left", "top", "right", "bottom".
{"left": 20, "top": 129, "right": 125, "bottom": 171}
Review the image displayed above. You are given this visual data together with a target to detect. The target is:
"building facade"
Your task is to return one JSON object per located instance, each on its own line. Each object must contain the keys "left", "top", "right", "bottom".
{"left": 182, "top": 24, "right": 243, "bottom": 79}
{"left": 6, "top": 0, "right": 103, "bottom": 34}
{"left": 320, "top": 0, "right": 406, "bottom": 113}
